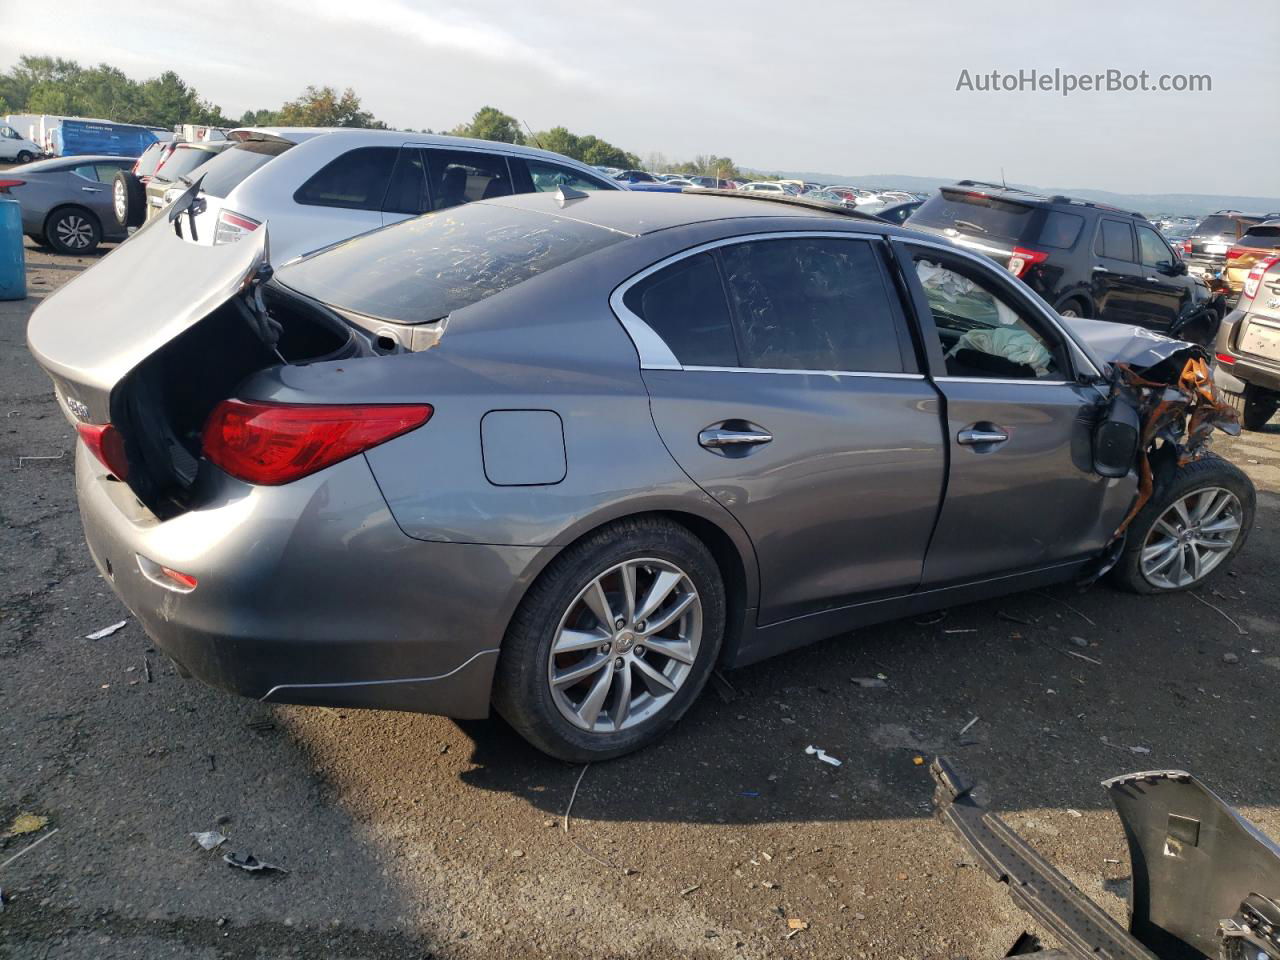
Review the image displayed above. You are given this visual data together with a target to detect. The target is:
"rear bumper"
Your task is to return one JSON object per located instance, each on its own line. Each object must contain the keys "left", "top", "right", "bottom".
{"left": 1213, "top": 310, "right": 1280, "bottom": 394}
{"left": 76, "top": 443, "right": 549, "bottom": 716}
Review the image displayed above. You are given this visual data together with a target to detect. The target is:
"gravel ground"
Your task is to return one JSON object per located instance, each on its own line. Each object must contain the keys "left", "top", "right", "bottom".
{"left": 2, "top": 239, "right": 1278, "bottom": 960}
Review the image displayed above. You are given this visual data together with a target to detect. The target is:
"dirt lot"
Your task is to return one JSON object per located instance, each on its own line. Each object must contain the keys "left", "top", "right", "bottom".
{"left": 2, "top": 240, "right": 1278, "bottom": 960}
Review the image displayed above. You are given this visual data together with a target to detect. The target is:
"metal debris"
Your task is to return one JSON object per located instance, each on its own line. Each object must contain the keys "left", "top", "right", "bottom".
{"left": 850, "top": 677, "right": 887, "bottom": 688}
{"left": 0, "top": 828, "right": 60, "bottom": 872}
{"left": 804, "top": 745, "right": 842, "bottom": 767}
{"left": 191, "top": 830, "right": 227, "bottom": 851}
{"left": 680, "top": 884, "right": 701, "bottom": 896}
{"left": 1190, "top": 592, "right": 1248, "bottom": 636}
{"left": 222, "top": 852, "right": 287, "bottom": 874}
{"left": 17, "top": 453, "right": 65, "bottom": 467}
{"left": 958, "top": 716, "right": 980, "bottom": 737}
{"left": 85, "top": 620, "right": 127, "bottom": 640}
{"left": 1065, "top": 650, "right": 1102, "bottom": 666}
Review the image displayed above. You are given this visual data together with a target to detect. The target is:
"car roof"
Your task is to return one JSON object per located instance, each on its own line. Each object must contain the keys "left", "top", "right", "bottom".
{"left": 225, "top": 127, "right": 613, "bottom": 167}
{"left": 476, "top": 189, "right": 892, "bottom": 237}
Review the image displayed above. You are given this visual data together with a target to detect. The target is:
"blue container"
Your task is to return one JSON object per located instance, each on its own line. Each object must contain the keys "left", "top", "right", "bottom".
{"left": 0, "top": 198, "right": 25, "bottom": 301}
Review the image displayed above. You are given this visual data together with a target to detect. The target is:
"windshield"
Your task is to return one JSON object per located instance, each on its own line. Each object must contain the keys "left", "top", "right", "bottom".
{"left": 276, "top": 202, "right": 626, "bottom": 324}
{"left": 197, "top": 138, "right": 293, "bottom": 198}
{"left": 911, "top": 189, "right": 1084, "bottom": 249}
{"left": 154, "top": 146, "right": 218, "bottom": 184}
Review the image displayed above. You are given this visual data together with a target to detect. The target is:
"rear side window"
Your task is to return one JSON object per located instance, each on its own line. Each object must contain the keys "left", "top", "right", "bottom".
{"left": 1240, "top": 225, "right": 1280, "bottom": 248}
{"left": 294, "top": 146, "right": 399, "bottom": 211}
{"left": 275, "top": 203, "right": 625, "bottom": 324}
{"left": 623, "top": 253, "right": 738, "bottom": 366}
{"left": 720, "top": 237, "right": 906, "bottom": 373}
{"left": 1096, "top": 219, "right": 1135, "bottom": 261}
{"left": 425, "top": 150, "right": 513, "bottom": 210}
{"left": 1037, "top": 211, "right": 1084, "bottom": 249}
{"left": 198, "top": 138, "right": 293, "bottom": 199}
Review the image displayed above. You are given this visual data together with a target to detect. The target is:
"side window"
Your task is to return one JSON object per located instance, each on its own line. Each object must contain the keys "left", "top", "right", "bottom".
{"left": 1096, "top": 218, "right": 1135, "bottom": 261}
{"left": 522, "top": 159, "right": 614, "bottom": 193}
{"left": 425, "top": 151, "right": 513, "bottom": 210}
{"left": 95, "top": 163, "right": 130, "bottom": 182}
{"left": 622, "top": 253, "right": 738, "bottom": 367}
{"left": 294, "top": 147, "right": 399, "bottom": 211}
{"left": 719, "top": 237, "right": 906, "bottom": 372}
{"left": 70, "top": 163, "right": 98, "bottom": 181}
{"left": 1137, "top": 225, "right": 1173, "bottom": 268}
{"left": 913, "top": 258, "right": 1064, "bottom": 381}
{"left": 383, "top": 148, "right": 427, "bottom": 215}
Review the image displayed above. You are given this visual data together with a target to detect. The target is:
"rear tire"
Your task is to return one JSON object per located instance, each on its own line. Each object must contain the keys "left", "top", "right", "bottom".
{"left": 492, "top": 517, "right": 725, "bottom": 762}
{"left": 1109, "top": 455, "right": 1254, "bottom": 594}
{"left": 1221, "top": 386, "right": 1278, "bottom": 431}
{"left": 112, "top": 171, "right": 146, "bottom": 229}
{"left": 45, "top": 207, "right": 101, "bottom": 255}
{"left": 16, "top": 150, "right": 34, "bottom": 164}
{"left": 1057, "top": 297, "right": 1089, "bottom": 319}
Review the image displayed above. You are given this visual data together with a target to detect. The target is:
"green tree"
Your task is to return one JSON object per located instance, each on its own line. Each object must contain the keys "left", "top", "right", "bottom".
{"left": 276, "top": 85, "right": 384, "bottom": 128}
{"left": 530, "top": 126, "right": 637, "bottom": 168}
{"left": 451, "top": 105, "right": 524, "bottom": 144}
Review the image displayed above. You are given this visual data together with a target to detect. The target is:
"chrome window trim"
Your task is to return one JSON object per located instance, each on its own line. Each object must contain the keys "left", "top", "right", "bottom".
{"left": 889, "top": 235, "right": 1105, "bottom": 380}
{"left": 933, "top": 376, "right": 1075, "bottom": 386}
{"left": 683, "top": 365, "right": 926, "bottom": 380}
{"left": 610, "top": 229, "right": 896, "bottom": 374}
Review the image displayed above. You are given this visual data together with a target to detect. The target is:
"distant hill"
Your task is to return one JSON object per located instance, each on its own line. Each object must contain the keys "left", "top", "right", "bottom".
{"left": 751, "top": 170, "right": 1280, "bottom": 218}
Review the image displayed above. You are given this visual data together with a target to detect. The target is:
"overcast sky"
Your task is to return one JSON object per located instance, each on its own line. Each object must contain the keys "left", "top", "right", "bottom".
{"left": 4, "top": 0, "right": 1278, "bottom": 196}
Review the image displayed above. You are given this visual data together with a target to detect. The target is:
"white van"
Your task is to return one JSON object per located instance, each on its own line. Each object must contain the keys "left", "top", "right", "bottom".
{"left": 0, "top": 123, "right": 43, "bottom": 164}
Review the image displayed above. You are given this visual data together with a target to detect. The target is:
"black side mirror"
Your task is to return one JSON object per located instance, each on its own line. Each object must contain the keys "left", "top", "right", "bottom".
{"left": 1094, "top": 395, "right": 1141, "bottom": 478}
{"left": 1166, "top": 259, "right": 1188, "bottom": 276}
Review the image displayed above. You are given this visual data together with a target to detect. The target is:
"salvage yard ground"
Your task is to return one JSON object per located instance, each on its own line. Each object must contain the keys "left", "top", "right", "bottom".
{"left": 2, "top": 241, "right": 1279, "bottom": 960}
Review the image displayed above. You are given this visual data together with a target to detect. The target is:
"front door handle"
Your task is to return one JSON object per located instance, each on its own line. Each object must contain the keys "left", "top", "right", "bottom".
{"left": 698, "top": 427, "right": 773, "bottom": 449}
{"left": 957, "top": 427, "right": 1009, "bottom": 446}
{"left": 81, "top": 186, "right": 103, "bottom": 192}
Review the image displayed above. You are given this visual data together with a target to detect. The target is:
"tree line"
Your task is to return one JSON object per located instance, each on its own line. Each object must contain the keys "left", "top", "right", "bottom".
{"left": 0, "top": 55, "right": 760, "bottom": 179}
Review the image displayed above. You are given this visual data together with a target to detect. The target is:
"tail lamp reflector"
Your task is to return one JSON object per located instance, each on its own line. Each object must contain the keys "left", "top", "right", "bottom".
{"left": 76, "top": 423, "right": 129, "bottom": 480}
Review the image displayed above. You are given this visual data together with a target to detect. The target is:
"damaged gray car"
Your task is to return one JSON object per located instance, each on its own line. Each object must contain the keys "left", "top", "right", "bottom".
{"left": 26, "top": 189, "right": 1254, "bottom": 761}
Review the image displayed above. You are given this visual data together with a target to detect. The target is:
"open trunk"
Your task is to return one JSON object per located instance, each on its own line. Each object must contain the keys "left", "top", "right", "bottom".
{"left": 27, "top": 215, "right": 374, "bottom": 517}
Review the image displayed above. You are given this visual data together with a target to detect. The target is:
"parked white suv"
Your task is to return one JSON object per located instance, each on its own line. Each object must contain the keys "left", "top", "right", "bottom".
{"left": 172, "top": 128, "right": 623, "bottom": 263}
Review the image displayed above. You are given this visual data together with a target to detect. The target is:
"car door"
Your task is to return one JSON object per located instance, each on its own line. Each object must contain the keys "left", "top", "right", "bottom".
{"left": 1135, "top": 222, "right": 1188, "bottom": 331}
{"left": 286, "top": 145, "right": 400, "bottom": 256}
{"left": 418, "top": 147, "right": 514, "bottom": 213}
{"left": 1091, "top": 217, "right": 1146, "bottom": 324}
{"left": 893, "top": 240, "right": 1136, "bottom": 585}
{"left": 622, "top": 232, "right": 947, "bottom": 625}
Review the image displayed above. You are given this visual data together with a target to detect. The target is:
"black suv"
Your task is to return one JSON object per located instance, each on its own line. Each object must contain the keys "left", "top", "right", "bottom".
{"left": 907, "top": 181, "right": 1224, "bottom": 343}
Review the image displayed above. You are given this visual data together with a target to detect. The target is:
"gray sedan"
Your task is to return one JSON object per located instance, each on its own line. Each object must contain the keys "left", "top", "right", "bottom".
{"left": 4, "top": 154, "right": 135, "bottom": 254}
{"left": 27, "top": 191, "right": 1253, "bottom": 761}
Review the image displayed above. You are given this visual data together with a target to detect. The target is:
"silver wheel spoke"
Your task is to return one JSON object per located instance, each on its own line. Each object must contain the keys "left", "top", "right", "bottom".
{"left": 609, "top": 663, "right": 632, "bottom": 729}
{"left": 582, "top": 580, "right": 615, "bottom": 631}
{"left": 1200, "top": 515, "right": 1240, "bottom": 536}
{"left": 1171, "top": 498, "right": 1192, "bottom": 527}
{"left": 1191, "top": 537, "right": 1231, "bottom": 552}
{"left": 642, "top": 636, "right": 696, "bottom": 665}
{"left": 633, "top": 656, "right": 677, "bottom": 695}
{"left": 1143, "top": 540, "right": 1180, "bottom": 572}
{"left": 636, "top": 570, "right": 682, "bottom": 623}
{"left": 1141, "top": 486, "right": 1241, "bottom": 590}
{"left": 575, "top": 664, "right": 614, "bottom": 729}
{"left": 620, "top": 562, "right": 637, "bottom": 624}
{"left": 641, "top": 592, "right": 696, "bottom": 637}
{"left": 554, "top": 628, "right": 608, "bottom": 655}
{"left": 552, "top": 654, "right": 609, "bottom": 688}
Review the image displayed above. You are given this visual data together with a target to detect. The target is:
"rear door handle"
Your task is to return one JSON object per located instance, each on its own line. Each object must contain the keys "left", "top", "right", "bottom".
{"left": 957, "top": 427, "right": 1009, "bottom": 446}
{"left": 698, "top": 427, "right": 773, "bottom": 449}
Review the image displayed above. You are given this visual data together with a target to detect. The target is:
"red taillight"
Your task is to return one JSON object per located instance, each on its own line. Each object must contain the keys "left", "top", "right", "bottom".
{"left": 1215, "top": 352, "right": 1236, "bottom": 365}
{"left": 161, "top": 566, "right": 198, "bottom": 589}
{"left": 202, "top": 400, "right": 433, "bottom": 486}
{"left": 1006, "top": 246, "right": 1049, "bottom": 279}
{"left": 1183, "top": 241, "right": 1193, "bottom": 255}
{"left": 1243, "top": 255, "right": 1280, "bottom": 301}
{"left": 76, "top": 423, "right": 129, "bottom": 480}
{"left": 1225, "top": 247, "right": 1243, "bottom": 261}
{"left": 213, "top": 210, "right": 261, "bottom": 245}
{"left": 0, "top": 178, "right": 25, "bottom": 193}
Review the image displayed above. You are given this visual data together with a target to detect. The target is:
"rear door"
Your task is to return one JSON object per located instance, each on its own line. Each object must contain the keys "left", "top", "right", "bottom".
{"left": 624, "top": 232, "right": 946, "bottom": 624}
{"left": 417, "top": 147, "right": 515, "bottom": 212}
{"left": 284, "top": 145, "right": 399, "bottom": 255}
{"left": 894, "top": 240, "right": 1134, "bottom": 584}
{"left": 1091, "top": 217, "right": 1146, "bottom": 324}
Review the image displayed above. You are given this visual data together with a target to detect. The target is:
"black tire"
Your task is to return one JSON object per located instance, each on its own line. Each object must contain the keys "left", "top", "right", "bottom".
{"left": 1109, "top": 455, "right": 1255, "bottom": 595}
{"left": 16, "top": 150, "right": 34, "bottom": 164}
{"left": 44, "top": 207, "right": 101, "bottom": 255}
{"left": 1056, "top": 297, "right": 1089, "bottom": 319}
{"left": 492, "top": 517, "right": 725, "bottom": 762}
{"left": 1221, "top": 386, "right": 1278, "bottom": 431}
{"left": 112, "top": 170, "right": 145, "bottom": 229}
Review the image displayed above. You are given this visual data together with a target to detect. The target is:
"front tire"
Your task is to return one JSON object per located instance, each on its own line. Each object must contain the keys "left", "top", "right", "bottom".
{"left": 16, "top": 150, "right": 34, "bottom": 164}
{"left": 45, "top": 207, "right": 101, "bottom": 255}
{"left": 493, "top": 517, "right": 725, "bottom": 762}
{"left": 1222, "top": 386, "right": 1278, "bottom": 431}
{"left": 1109, "top": 456, "right": 1254, "bottom": 594}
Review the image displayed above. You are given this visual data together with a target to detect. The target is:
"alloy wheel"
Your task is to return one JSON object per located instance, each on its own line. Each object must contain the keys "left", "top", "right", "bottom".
{"left": 548, "top": 558, "right": 702, "bottom": 733}
{"left": 1140, "top": 486, "right": 1242, "bottom": 589}
{"left": 113, "top": 180, "right": 127, "bottom": 221}
{"left": 55, "top": 214, "right": 93, "bottom": 250}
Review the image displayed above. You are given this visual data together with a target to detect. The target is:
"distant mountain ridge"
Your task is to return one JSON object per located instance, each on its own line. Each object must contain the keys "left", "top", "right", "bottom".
{"left": 752, "top": 170, "right": 1280, "bottom": 218}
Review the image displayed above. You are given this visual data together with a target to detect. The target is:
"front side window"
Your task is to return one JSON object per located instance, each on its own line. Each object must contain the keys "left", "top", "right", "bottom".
{"left": 523, "top": 159, "right": 614, "bottom": 193}
{"left": 720, "top": 237, "right": 906, "bottom": 373}
{"left": 1096, "top": 219, "right": 1135, "bottom": 261}
{"left": 425, "top": 151, "right": 513, "bottom": 210}
{"left": 1137, "top": 224, "right": 1173, "bottom": 267}
{"left": 914, "top": 258, "right": 1064, "bottom": 380}
{"left": 622, "top": 253, "right": 738, "bottom": 367}
{"left": 294, "top": 146, "right": 399, "bottom": 211}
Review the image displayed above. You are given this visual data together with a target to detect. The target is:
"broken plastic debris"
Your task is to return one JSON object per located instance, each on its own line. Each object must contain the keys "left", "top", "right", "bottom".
{"left": 787, "top": 918, "right": 810, "bottom": 931}
{"left": 912, "top": 755, "right": 926, "bottom": 766}
{"left": 1129, "top": 745, "right": 1152, "bottom": 755}
{"left": 85, "top": 620, "right": 127, "bottom": 640}
{"left": 804, "top": 745, "right": 842, "bottom": 767}
{"left": 222, "top": 852, "right": 287, "bottom": 874}
{"left": 3, "top": 813, "right": 48, "bottom": 838}
{"left": 190, "top": 830, "right": 227, "bottom": 851}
